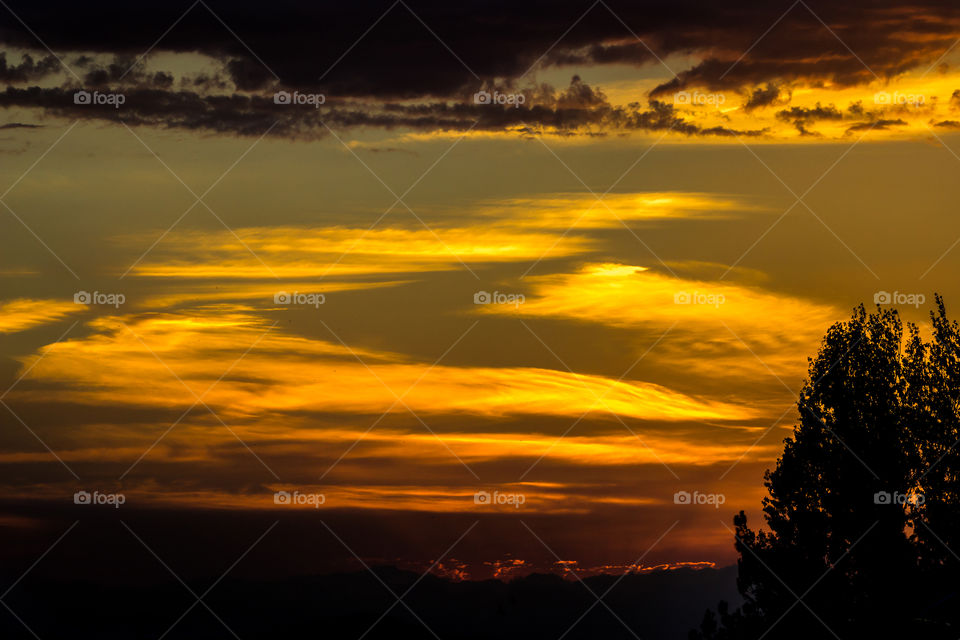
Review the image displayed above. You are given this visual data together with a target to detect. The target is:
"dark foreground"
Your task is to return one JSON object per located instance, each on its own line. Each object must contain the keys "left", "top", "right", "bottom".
{"left": 1, "top": 565, "right": 739, "bottom": 639}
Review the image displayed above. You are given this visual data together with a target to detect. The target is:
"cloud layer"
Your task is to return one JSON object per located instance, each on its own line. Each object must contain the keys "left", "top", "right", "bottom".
{"left": 2, "top": 0, "right": 960, "bottom": 139}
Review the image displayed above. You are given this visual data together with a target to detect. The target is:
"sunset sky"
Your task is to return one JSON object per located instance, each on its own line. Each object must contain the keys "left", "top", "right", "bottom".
{"left": 3, "top": 0, "right": 960, "bottom": 581}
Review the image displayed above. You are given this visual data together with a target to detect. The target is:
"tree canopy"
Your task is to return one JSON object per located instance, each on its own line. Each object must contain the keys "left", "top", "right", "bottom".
{"left": 693, "top": 296, "right": 960, "bottom": 639}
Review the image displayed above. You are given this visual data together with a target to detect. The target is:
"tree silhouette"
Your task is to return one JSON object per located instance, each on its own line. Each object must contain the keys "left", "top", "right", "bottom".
{"left": 692, "top": 297, "right": 960, "bottom": 639}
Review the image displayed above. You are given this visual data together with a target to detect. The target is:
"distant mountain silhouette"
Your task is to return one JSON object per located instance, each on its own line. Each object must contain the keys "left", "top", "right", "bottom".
{"left": 1, "top": 565, "right": 739, "bottom": 639}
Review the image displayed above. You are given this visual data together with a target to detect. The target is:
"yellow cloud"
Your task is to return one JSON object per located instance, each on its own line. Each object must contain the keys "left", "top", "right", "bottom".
{"left": 472, "top": 192, "right": 761, "bottom": 229}
{"left": 0, "top": 298, "right": 81, "bottom": 333}
{"left": 659, "top": 72, "right": 960, "bottom": 142}
{"left": 485, "top": 262, "right": 840, "bottom": 383}
{"left": 15, "top": 310, "right": 754, "bottom": 423}
{"left": 138, "top": 280, "right": 404, "bottom": 308}
{"left": 128, "top": 225, "right": 592, "bottom": 278}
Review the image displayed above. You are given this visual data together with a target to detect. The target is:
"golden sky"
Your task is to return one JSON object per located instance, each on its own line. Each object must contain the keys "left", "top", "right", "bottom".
{"left": 3, "top": 0, "right": 960, "bottom": 577}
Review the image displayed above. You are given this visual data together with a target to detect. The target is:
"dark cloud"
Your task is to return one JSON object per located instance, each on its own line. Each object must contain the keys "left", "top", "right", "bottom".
{"left": 794, "top": 122, "right": 821, "bottom": 137}
{"left": 776, "top": 102, "right": 843, "bottom": 135}
{"left": 0, "top": 78, "right": 767, "bottom": 139}
{"left": 846, "top": 98, "right": 930, "bottom": 121}
{"left": 365, "top": 146, "right": 420, "bottom": 156}
{"left": 1, "top": 0, "right": 958, "bottom": 137}
{"left": 951, "top": 89, "right": 960, "bottom": 109}
{"left": 846, "top": 118, "right": 907, "bottom": 134}
{"left": 776, "top": 103, "right": 843, "bottom": 122}
{"left": 226, "top": 57, "right": 274, "bottom": 91}
{"left": 78, "top": 55, "right": 175, "bottom": 89}
{"left": 743, "top": 83, "right": 788, "bottom": 111}
{"left": 0, "top": 86, "right": 286, "bottom": 136}
{"left": 0, "top": 121, "right": 41, "bottom": 129}
{"left": 0, "top": 52, "right": 59, "bottom": 82}
{"left": 0, "top": 0, "right": 957, "bottom": 98}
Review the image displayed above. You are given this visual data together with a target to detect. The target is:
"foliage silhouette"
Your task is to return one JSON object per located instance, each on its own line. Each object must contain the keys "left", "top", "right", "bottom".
{"left": 691, "top": 296, "right": 960, "bottom": 639}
